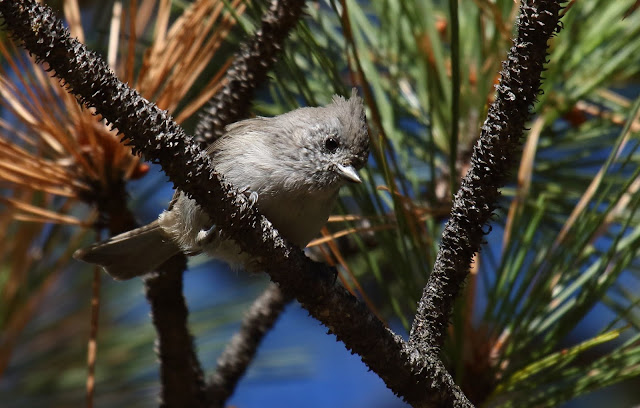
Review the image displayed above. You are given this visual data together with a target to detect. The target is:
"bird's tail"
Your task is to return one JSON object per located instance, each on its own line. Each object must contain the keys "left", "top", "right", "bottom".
{"left": 73, "top": 220, "right": 181, "bottom": 280}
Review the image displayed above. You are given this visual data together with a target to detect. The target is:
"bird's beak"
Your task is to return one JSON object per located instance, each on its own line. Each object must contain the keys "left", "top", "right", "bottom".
{"left": 335, "top": 163, "right": 362, "bottom": 183}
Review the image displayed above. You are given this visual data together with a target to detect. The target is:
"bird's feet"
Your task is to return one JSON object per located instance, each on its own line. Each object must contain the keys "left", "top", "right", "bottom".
{"left": 196, "top": 224, "right": 219, "bottom": 247}
{"left": 239, "top": 186, "right": 258, "bottom": 210}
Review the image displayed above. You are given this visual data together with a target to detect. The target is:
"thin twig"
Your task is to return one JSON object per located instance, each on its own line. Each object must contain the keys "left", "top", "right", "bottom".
{"left": 145, "top": 256, "right": 207, "bottom": 408}
{"left": 408, "top": 0, "right": 564, "bottom": 355}
{"left": 87, "top": 171, "right": 205, "bottom": 405}
{"left": 194, "top": 0, "right": 306, "bottom": 144}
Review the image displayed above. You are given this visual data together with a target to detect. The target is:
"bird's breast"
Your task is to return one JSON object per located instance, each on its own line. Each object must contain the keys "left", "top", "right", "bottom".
{"left": 258, "top": 190, "right": 339, "bottom": 248}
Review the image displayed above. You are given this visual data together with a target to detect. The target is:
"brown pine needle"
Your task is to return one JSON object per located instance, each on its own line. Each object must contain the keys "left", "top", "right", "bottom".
{"left": 327, "top": 214, "right": 365, "bottom": 222}
{"left": 107, "top": 1, "right": 123, "bottom": 71}
{"left": 86, "top": 267, "right": 101, "bottom": 408}
{"left": 502, "top": 116, "right": 545, "bottom": 251}
{"left": 321, "top": 227, "right": 385, "bottom": 324}
{"left": 575, "top": 100, "right": 640, "bottom": 132}
{"left": 174, "top": 57, "right": 233, "bottom": 123}
{"left": 63, "top": 0, "right": 85, "bottom": 43}
{"left": 307, "top": 223, "right": 393, "bottom": 247}
{"left": 0, "top": 196, "right": 85, "bottom": 226}
{"left": 553, "top": 109, "right": 639, "bottom": 249}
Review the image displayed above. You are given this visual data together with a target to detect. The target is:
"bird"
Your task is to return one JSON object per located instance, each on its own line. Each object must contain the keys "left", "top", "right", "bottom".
{"left": 74, "top": 89, "right": 370, "bottom": 280}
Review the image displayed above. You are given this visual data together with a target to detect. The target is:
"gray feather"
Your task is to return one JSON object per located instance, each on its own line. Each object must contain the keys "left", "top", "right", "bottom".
{"left": 73, "top": 220, "right": 181, "bottom": 280}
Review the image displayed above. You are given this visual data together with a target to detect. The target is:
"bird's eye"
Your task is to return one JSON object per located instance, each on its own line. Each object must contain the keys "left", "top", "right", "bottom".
{"left": 325, "top": 137, "right": 339, "bottom": 152}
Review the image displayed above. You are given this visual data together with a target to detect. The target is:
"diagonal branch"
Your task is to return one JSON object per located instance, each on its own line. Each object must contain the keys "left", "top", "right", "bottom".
{"left": 0, "top": 1, "right": 470, "bottom": 405}
{"left": 409, "top": 0, "right": 564, "bottom": 355}
{"left": 194, "top": 0, "right": 306, "bottom": 144}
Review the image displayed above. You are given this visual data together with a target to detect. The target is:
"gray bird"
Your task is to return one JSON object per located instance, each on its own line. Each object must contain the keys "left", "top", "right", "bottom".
{"left": 74, "top": 89, "right": 369, "bottom": 280}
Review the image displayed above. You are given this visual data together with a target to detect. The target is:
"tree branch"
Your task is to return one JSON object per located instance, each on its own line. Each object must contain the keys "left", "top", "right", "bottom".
{"left": 88, "top": 176, "right": 205, "bottom": 406}
{"left": 194, "top": 0, "right": 306, "bottom": 144}
{"left": 206, "top": 283, "right": 291, "bottom": 407}
{"left": 409, "top": 0, "right": 564, "bottom": 354}
{"left": 145, "top": 258, "right": 207, "bottom": 408}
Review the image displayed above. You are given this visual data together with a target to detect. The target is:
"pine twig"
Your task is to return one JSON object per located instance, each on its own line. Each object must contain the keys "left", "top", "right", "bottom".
{"left": 88, "top": 175, "right": 205, "bottom": 406}
{"left": 408, "top": 0, "right": 565, "bottom": 355}
{"left": 194, "top": 0, "right": 305, "bottom": 144}
{"left": 145, "top": 257, "right": 207, "bottom": 408}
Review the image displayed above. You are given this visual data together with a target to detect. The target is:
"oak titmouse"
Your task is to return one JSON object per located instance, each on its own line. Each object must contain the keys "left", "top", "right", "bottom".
{"left": 74, "top": 89, "right": 369, "bottom": 280}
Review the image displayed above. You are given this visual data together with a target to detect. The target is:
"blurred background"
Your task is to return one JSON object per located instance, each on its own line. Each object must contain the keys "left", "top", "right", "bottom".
{"left": 1, "top": 0, "right": 640, "bottom": 406}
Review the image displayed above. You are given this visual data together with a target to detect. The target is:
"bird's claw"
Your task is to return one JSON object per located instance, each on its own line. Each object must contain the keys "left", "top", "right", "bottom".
{"left": 196, "top": 224, "right": 218, "bottom": 246}
{"left": 248, "top": 191, "right": 259, "bottom": 206}
{"left": 239, "top": 186, "right": 258, "bottom": 209}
